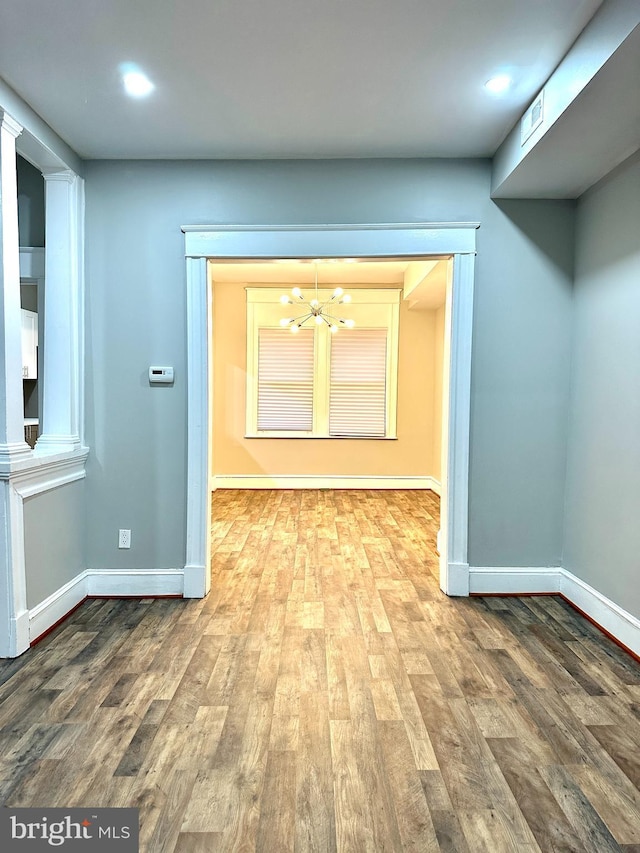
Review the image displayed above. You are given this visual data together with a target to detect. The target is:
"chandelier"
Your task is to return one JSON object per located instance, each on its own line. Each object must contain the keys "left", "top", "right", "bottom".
{"left": 279, "top": 264, "right": 354, "bottom": 334}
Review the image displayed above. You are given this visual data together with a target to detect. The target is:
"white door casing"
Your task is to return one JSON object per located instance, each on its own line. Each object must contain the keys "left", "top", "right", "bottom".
{"left": 182, "top": 223, "right": 478, "bottom": 598}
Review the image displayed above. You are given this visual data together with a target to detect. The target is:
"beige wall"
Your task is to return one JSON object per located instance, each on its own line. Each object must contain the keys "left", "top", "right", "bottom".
{"left": 432, "top": 303, "right": 445, "bottom": 484}
{"left": 212, "top": 281, "right": 443, "bottom": 478}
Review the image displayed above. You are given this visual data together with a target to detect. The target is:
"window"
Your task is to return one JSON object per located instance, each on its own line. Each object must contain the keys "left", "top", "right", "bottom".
{"left": 246, "top": 288, "right": 400, "bottom": 438}
{"left": 257, "top": 328, "right": 314, "bottom": 431}
{"left": 329, "top": 328, "right": 387, "bottom": 437}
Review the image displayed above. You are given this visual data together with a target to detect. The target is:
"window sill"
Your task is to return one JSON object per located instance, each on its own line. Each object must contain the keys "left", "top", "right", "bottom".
{"left": 244, "top": 433, "right": 398, "bottom": 440}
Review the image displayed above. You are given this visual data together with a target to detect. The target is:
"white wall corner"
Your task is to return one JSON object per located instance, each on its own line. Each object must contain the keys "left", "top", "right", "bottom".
{"left": 560, "top": 568, "right": 640, "bottom": 659}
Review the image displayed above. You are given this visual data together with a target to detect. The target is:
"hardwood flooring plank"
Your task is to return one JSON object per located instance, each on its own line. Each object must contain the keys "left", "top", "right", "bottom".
{"left": 587, "top": 724, "right": 640, "bottom": 788}
{"left": 295, "top": 691, "right": 336, "bottom": 852}
{"left": 539, "top": 764, "right": 622, "bottom": 853}
{"left": 568, "top": 763, "right": 640, "bottom": 844}
{"left": 486, "top": 737, "right": 586, "bottom": 852}
{"left": 378, "top": 719, "right": 439, "bottom": 851}
{"left": 255, "top": 749, "right": 296, "bottom": 853}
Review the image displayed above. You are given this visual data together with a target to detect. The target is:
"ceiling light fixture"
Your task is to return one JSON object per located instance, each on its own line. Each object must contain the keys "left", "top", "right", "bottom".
{"left": 280, "top": 263, "right": 354, "bottom": 334}
{"left": 484, "top": 74, "right": 512, "bottom": 95}
{"left": 122, "top": 66, "right": 155, "bottom": 98}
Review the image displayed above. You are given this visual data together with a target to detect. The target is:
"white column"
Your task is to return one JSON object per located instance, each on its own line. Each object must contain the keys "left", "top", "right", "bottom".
{"left": 0, "top": 111, "right": 31, "bottom": 462}
{"left": 0, "top": 110, "right": 30, "bottom": 656}
{"left": 35, "top": 169, "right": 81, "bottom": 453}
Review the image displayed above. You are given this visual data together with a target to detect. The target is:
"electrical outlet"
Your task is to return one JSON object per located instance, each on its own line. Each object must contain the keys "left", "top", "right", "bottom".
{"left": 118, "top": 528, "right": 131, "bottom": 549}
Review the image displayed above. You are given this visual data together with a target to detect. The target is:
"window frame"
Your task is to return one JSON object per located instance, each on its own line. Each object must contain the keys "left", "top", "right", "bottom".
{"left": 245, "top": 287, "right": 400, "bottom": 439}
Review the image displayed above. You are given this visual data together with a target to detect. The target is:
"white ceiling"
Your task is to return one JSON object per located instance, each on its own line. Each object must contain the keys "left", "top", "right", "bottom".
{"left": 209, "top": 258, "right": 447, "bottom": 309}
{"left": 0, "top": 0, "right": 603, "bottom": 160}
{"left": 209, "top": 259, "right": 409, "bottom": 284}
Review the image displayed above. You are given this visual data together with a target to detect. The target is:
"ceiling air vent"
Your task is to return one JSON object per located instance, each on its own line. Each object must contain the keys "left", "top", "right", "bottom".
{"left": 521, "top": 90, "right": 544, "bottom": 145}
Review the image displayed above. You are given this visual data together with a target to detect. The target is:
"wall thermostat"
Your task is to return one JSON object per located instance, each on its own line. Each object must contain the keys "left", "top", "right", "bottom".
{"left": 148, "top": 366, "right": 174, "bottom": 385}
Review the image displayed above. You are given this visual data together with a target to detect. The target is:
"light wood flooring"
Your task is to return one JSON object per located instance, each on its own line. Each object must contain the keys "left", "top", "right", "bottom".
{"left": 1, "top": 489, "right": 640, "bottom": 851}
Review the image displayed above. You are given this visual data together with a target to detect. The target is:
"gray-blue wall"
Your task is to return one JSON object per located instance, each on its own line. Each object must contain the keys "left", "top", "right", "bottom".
{"left": 17, "top": 155, "right": 45, "bottom": 247}
{"left": 83, "top": 159, "right": 574, "bottom": 572}
{"left": 24, "top": 481, "right": 86, "bottom": 609}
{"left": 563, "top": 151, "right": 640, "bottom": 619}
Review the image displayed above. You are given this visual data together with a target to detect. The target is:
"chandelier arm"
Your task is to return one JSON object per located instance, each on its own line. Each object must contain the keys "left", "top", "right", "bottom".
{"left": 295, "top": 313, "right": 315, "bottom": 327}
{"left": 321, "top": 311, "right": 344, "bottom": 323}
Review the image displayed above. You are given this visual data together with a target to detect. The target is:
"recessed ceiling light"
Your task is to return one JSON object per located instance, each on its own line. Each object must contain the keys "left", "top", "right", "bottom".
{"left": 484, "top": 74, "right": 512, "bottom": 95}
{"left": 121, "top": 66, "right": 154, "bottom": 98}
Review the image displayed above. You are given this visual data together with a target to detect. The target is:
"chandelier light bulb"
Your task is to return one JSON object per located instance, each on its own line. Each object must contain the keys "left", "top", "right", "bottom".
{"left": 315, "top": 315, "right": 323, "bottom": 325}
{"left": 280, "top": 318, "right": 292, "bottom": 327}
{"left": 330, "top": 325, "right": 338, "bottom": 334}
{"left": 292, "top": 287, "right": 302, "bottom": 298}
{"left": 280, "top": 294, "right": 291, "bottom": 305}
{"left": 341, "top": 294, "right": 352, "bottom": 304}
{"left": 344, "top": 319, "right": 355, "bottom": 328}
{"left": 290, "top": 324, "right": 300, "bottom": 334}
{"left": 333, "top": 287, "right": 344, "bottom": 298}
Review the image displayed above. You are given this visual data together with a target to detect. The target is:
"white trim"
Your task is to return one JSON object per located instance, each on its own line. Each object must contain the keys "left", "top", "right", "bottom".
{"left": 0, "top": 100, "right": 85, "bottom": 658}
{"left": 0, "top": 450, "right": 87, "bottom": 656}
{"left": 86, "top": 569, "right": 184, "bottom": 597}
{"left": 35, "top": 170, "right": 83, "bottom": 453}
{"left": 28, "top": 568, "right": 185, "bottom": 644}
{"left": 8, "top": 449, "right": 89, "bottom": 498}
{"left": 468, "top": 565, "right": 640, "bottom": 658}
{"left": 560, "top": 568, "right": 640, "bottom": 659}
{"left": 29, "top": 570, "right": 87, "bottom": 642}
{"left": 182, "top": 223, "right": 479, "bottom": 259}
{"left": 185, "top": 223, "right": 478, "bottom": 601}
{"left": 439, "top": 252, "right": 475, "bottom": 596}
{"left": 213, "top": 475, "right": 441, "bottom": 490}
{"left": 469, "top": 566, "right": 561, "bottom": 595}
{"left": 429, "top": 478, "right": 442, "bottom": 497}
{"left": 185, "top": 257, "right": 211, "bottom": 599}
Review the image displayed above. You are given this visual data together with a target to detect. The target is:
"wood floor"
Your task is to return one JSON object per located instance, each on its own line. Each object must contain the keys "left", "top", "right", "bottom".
{"left": 1, "top": 490, "right": 640, "bottom": 851}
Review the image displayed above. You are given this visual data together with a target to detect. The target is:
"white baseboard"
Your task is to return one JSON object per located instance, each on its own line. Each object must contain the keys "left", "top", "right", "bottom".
{"left": 28, "top": 568, "right": 184, "bottom": 643}
{"left": 213, "top": 474, "right": 440, "bottom": 491}
{"left": 429, "top": 478, "right": 442, "bottom": 496}
{"left": 468, "top": 565, "right": 640, "bottom": 658}
{"left": 29, "top": 570, "right": 88, "bottom": 643}
{"left": 28, "top": 562, "right": 639, "bottom": 660}
{"left": 442, "top": 561, "right": 470, "bottom": 596}
{"left": 469, "top": 566, "right": 562, "bottom": 595}
{"left": 85, "top": 569, "right": 184, "bottom": 597}
{"left": 559, "top": 568, "right": 640, "bottom": 658}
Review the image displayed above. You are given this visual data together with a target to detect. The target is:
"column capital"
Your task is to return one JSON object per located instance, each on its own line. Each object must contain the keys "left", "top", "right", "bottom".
{"left": 0, "top": 111, "right": 23, "bottom": 139}
{"left": 42, "top": 168, "right": 76, "bottom": 184}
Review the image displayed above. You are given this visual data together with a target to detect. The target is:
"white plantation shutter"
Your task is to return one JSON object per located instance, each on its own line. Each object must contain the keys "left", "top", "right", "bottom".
{"left": 257, "top": 328, "right": 314, "bottom": 431}
{"left": 330, "top": 328, "right": 387, "bottom": 436}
